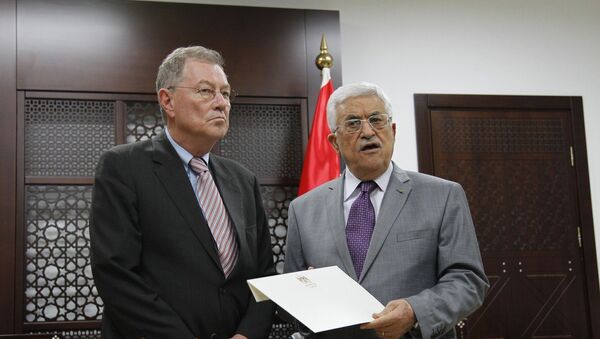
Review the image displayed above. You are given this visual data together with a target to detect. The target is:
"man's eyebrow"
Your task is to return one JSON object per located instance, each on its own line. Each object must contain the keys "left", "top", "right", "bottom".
{"left": 192, "top": 80, "right": 231, "bottom": 90}
{"left": 343, "top": 111, "right": 384, "bottom": 120}
{"left": 364, "top": 111, "right": 386, "bottom": 118}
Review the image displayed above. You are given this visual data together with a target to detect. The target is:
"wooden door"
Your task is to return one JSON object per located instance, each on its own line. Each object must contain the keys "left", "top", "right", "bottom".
{"left": 415, "top": 94, "right": 600, "bottom": 338}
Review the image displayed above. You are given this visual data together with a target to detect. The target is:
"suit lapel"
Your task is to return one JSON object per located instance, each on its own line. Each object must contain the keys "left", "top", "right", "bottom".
{"left": 151, "top": 134, "right": 222, "bottom": 270}
{"left": 327, "top": 176, "right": 359, "bottom": 280}
{"left": 360, "top": 165, "right": 412, "bottom": 282}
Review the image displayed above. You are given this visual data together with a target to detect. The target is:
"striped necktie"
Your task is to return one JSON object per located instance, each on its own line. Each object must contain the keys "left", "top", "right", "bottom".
{"left": 189, "top": 157, "right": 238, "bottom": 277}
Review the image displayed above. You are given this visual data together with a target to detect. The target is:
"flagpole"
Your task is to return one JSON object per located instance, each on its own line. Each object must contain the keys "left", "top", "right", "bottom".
{"left": 297, "top": 34, "right": 340, "bottom": 196}
{"left": 315, "top": 34, "right": 333, "bottom": 71}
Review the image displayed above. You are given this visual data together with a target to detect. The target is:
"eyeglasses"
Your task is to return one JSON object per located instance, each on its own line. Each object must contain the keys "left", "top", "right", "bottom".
{"left": 168, "top": 86, "right": 236, "bottom": 103}
{"left": 335, "top": 113, "right": 391, "bottom": 134}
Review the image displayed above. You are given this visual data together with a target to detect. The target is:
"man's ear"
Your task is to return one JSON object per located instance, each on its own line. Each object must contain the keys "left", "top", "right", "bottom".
{"left": 327, "top": 133, "right": 340, "bottom": 153}
{"left": 158, "top": 88, "right": 175, "bottom": 119}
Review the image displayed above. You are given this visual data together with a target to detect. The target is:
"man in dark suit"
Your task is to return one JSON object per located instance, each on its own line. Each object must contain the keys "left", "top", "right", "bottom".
{"left": 91, "top": 46, "right": 275, "bottom": 339}
{"left": 284, "top": 82, "right": 488, "bottom": 339}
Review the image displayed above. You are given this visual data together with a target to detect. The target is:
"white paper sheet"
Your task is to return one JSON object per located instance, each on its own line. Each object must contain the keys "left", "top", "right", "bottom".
{"left": 247, "top": 266, "right": 384, "bottom": 333}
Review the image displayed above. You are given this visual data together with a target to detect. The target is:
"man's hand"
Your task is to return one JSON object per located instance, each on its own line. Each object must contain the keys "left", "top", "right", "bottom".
{"left": 230, "top": 334, "right": 248, "bottom": 339}
{"left": 360, "top": 299, "right": 416, "bottom": 339}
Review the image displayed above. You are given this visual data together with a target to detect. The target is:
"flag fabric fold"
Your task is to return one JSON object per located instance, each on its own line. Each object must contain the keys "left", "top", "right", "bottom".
{"left": 297, "top": 68, "right": 340, "bottom": 196}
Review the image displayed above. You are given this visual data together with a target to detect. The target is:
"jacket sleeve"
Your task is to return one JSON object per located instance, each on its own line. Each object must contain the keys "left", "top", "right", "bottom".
{"left": 235, "top": 176, "right": 276, "bottom": 339}
{"left": 90, "top": 149, "right": 195, "bottom": 338}
{"left": 405, "top": 183, "right": 489, "bottom": 339}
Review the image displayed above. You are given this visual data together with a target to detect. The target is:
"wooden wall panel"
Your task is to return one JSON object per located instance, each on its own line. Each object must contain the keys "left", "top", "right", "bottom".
{"left": 0, "top": 0, "right": 17, "bottom": 334}
{"left": 16, "top": 0, "right": 341, "bottom": 97}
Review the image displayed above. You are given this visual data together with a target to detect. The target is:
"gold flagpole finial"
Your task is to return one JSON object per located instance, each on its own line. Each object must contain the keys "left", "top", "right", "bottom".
{"left": 315, "top": 33, "right": 333, "bottom": 70}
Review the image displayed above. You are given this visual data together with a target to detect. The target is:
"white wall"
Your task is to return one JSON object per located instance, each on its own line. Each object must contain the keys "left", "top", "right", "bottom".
{"left": 155, "top": 0, "right": 600, "bottom": 284}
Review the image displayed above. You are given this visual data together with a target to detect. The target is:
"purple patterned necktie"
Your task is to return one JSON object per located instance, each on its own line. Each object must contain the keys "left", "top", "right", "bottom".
{"left": 346, "top": 181, "right": 377, "bottom": 279}
{"left": 189, "top": 157, "right": 239, "bottom": 277}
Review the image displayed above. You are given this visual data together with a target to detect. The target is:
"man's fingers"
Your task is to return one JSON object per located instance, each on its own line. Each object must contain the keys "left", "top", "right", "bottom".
{"left": 361, "top": 307, "right": 390, "bottom": 328}
{"left": 360, "top": 312, "right": 394, "bottom": 329}
{"left": 360, "top": 317, "right": 381, "bottom": 329}
{"left": 373, "top": 303, "right": 397, "bottom": 320}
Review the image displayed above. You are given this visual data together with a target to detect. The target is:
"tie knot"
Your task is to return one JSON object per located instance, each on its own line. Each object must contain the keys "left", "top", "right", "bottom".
{"left": 360, "top": 181, "right": 377, "bottom": 194}
{"left": 189, "top": 157, "right": 209, "bottom": 174}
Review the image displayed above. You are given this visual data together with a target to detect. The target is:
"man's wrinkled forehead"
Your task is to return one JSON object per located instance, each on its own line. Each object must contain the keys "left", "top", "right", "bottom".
{"left": 337, "top": 95, "right": 385, "bottom": 117}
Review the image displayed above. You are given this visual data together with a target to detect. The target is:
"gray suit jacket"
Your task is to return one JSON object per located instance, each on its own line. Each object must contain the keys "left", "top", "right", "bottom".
{"left": 284, "top": 164, "right": 488, "bottom": 339}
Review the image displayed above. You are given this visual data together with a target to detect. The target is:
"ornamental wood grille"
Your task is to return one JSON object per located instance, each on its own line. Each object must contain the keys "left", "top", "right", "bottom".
{"left": 20, "top": 93, "right": 305, "bottom": 337}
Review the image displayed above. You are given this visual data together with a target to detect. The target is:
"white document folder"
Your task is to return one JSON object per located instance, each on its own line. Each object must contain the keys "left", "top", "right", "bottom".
{"left": 247, "top": 266, "right": 384, "bottom": 333}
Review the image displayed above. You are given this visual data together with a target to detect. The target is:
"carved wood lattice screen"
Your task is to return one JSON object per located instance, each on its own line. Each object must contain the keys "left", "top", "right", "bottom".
{"left": 19, "top": 92, "right": 305, "bottom": 338}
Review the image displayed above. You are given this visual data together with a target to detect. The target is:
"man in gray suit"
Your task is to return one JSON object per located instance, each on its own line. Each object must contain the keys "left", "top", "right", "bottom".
{"left": 284, "top": 82, "right": 488, "bottom": 339}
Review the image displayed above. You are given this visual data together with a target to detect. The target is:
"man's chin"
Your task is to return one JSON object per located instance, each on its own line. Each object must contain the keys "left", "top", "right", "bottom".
{"left": 207, "top": 120, "right": 228, "bottom": 133}
{"left": 197, "top": 124, "right": 227, "bottom": 140}
{"left": 211, "top": 130, "right": 228, "bottom": 139}
{"left": 350, "top": 162, "right": 388, "bottom": 180}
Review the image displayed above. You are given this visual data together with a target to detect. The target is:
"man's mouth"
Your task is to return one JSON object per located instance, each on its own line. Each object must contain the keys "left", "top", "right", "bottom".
{"left": 207, "top": 113, "right": 227, "bottom": 121}
{"left": 360, "top": 142, "right": 381, "bottom": 152}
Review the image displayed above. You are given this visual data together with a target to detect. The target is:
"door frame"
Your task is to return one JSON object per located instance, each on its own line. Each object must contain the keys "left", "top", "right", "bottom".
{"left": 414, "top": 93, "right": 600, "bottom": 337}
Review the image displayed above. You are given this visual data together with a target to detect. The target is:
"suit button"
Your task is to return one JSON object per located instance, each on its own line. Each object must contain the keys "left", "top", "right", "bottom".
{"left": 210, "top": 333, "right": 218, "bottom": 339}
{"left": 219, "top": 288, "right": 226, "bottom": 294}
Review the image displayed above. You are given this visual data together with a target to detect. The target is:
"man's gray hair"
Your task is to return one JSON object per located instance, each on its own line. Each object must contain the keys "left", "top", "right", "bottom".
{"left": 156, "top": 46, "right": 225, "bottom": 123}
{"left": 326, "top": 82, "right": 393, "bottom": 132}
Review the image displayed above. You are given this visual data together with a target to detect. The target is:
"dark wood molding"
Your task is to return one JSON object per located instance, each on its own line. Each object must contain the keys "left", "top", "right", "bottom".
{"left": 23, "top": 320, "right": 100, "bottom": 332}
{"left": 24, "top": 177, "right": 95, "bottom": 185}
{"left": 413, "top": 94, "right": 433, "bottom": 174}
{"left": 0, "top": 0, "right": 17, "bottom": 333}
{"left": 14, "top": 92, "right": 25, "bottom": 334}
{"left": 570, "top": 96, "right": 600, "bottom": 338}
{"left": 422, "top": 93, "right": 572, "bottom": 110}
{"left": 115, "top": 101, "right": 126, "bottom": 145}
{"left": 25, "top": 91, "right": 157, "bottom": 102}
{"left": 0, "top": 335, "right": 63, "bottom": 339}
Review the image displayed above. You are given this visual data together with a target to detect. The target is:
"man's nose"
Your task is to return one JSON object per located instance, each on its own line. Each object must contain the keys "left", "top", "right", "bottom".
{"left": 212, "top": 91, "right": 229, "bottom": 107}
{"left": 360, "top": 120, "right": 376, "bottom": 137}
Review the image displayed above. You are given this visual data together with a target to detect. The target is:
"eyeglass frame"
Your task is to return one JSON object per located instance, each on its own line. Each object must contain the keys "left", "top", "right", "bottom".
{"left": 167, "top": 85, "right": 237, "bottom": 103}
{"left": 333, "top": 112, "right": 392, "bottom": 134}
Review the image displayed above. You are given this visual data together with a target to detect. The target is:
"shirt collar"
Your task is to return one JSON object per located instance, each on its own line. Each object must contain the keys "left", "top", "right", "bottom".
{"left": 343, "top": 162, "right": 394, "bottom": 201}
{"left": 164, "top": 128, "right": 210, "bottom": 167}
